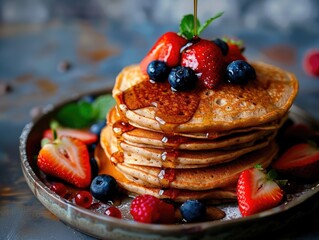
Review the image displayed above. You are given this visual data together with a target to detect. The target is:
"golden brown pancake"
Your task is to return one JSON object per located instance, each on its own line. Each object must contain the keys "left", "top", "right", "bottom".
{"left": 102, "top": 124, "right": 276, "bottom": 168}
{"left": 112, "top": 141, "right": 278, "bottom": 190}
{"left": 113, "top": 62, "right": 298, "bottom": 133}
{"left": 95, "top": 144, "right": 237, "bottom": 202}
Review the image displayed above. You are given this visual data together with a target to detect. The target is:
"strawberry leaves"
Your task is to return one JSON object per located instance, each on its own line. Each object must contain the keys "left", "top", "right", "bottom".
{"left": 179, "top": 12, "right": 223, "bottom": 40}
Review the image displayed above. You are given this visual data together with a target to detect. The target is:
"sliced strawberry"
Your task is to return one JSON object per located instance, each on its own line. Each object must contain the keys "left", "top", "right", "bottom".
{"left": 140, "top": 32, "right": 187, "bottom": 74}
{"left": 43, "top": 128, "right": 97, "bottom": 145}
{"left": 181, "top": 39, "right": 225, "bottom": 89}
{"left": 37, "top": 136, "right": 91, "bottom": 188}
{"left": 272, "top": 143, "right": 319, "bottom": 180}
{"left": 237, "top": 167, "right": 283, "bottom": 217}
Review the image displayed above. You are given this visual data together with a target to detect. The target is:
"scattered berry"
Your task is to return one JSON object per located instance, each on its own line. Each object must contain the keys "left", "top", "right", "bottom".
{"left": 105, "top": 206, "right": 122, "bottom": 219}
{"left": 38, "top": 136, "right": 91, "bottom": 188}
{"left": 168, "top": 66, "right": 198, "bottom": 91}
{"left": 90, "top": 157, "right": 99, "bottom": 180}
{"left": 90, "top": 174, "right": 117, "bottom": 202}
{"left": 303, "top": 49, "right": 319, "bottom": 77}
{"left": 224, "top": 38, "right": 246, "bottom": 64}
{"left": 213, "top": 38, "right": 229, "bottom": 56}
{"left": 181, "top": 38, "right": 225, "bottom": 89}
{"left": 75, "top": 191, "right": 93, "bottom": 208}
{"left": 179, "top": 200, "right": 206, "bottom": 222}
{"left": 140, "top": 32, "right": 187, "bottom": 74}
{"left": 43, "top": 128, "right": 98, "bottom": 145}
{"left": 147, "top": 60, "right": 170, "bottom": 82}
{"left": 50, "top": 182, "right": 68, "bottom": 197}
{"left": 272, "top": 143, "right": 319, "bottom": 180}
{"left": 237, "top": 166, "right": 284, "bottom": 217}
{"left": 226, "top": 60, "right": 256, "bottom": 84}
{"left": 130, "top": 194, "right": 160, "bottom": 223}
{"left": 89, "top": 120, "right": 106, "bottom": 136}
{"left": 130, "top": 194, "right": 175, "bottom": 224}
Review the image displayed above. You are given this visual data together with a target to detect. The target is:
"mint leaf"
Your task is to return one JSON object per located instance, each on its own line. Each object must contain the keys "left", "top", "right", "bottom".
{"left": 198, "top": 12, "right": 223, "bottom": 36}
{"left": 56, "top": 103, "right": 91, "bottom": 128}
{"left": 55, "top": 93, "right": 115, "bottom": 128}
{"left": 179, "top": 14, "right": 200, "bottom": 40}
{"left": 92, "top": 94, "right": 116, "bottom": 121}
{"left": 78, "top": 100, "right": 96, "bottom": 121}
{"left": 179, "top": 12, "right": 223, "bottom": 40}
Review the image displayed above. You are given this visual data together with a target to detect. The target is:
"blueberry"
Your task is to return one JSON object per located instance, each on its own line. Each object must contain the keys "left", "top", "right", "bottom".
{"left": 213, "top": 38, "right": 229, "bottom": 56}
{"left": 90, "top": 120, "right": 106, "bottom": 136}
{"left": 90, "top": 157, "right": 99, "bottom": 179}
{"left": 87, "top": 142, "right": 97, "bottom": 154}
{"left": 226, "top": 60, "right": 256, "bottom": 84}
{"left": 90, "top": 174, "right": 117, "bottom": 201}
{"left": 180, "top": 200, "right": 206, "bottom": 222}
{"left": 147, "top": 60, "right": 170, "bottom": 82}
{"left": 168, "top": 66, "right": 198, "bottom": 91}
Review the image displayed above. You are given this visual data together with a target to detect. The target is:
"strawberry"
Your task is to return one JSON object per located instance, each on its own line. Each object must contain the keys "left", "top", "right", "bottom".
{"left": 43, "top": 128, "right": 97, "bottom": 145}
{"left": 181, "top": 39, "right": 225, "bottom": 89}
{"left": 223, "top": 38, "right": 246, "bottom": 65}
{"left": 140, "top": 32, "right": 187, "bottom": 74}
{"left": 272, "top": 143, "right": 319, "bottom": 180}
{"left": 237, "top": 166, "right": 284, "bottom": 217}
{"left": 37, "top": 136, "right": 91, "bottom": 188}
{"left": 303, "top": 49, "right": 319, "bottom": 77}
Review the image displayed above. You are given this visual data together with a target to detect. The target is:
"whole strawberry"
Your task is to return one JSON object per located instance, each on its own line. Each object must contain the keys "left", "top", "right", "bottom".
{"left": 181, "top": 39, "right": 225, "bottom": 89}
{"left": 237, "top": 166, "right": 283, "bottom": 217}
{"left": 303, "top": 49, "right": 319, "bottom": 77}
{"left": 140, "top": 32, "right": 187, "bottom": 74}
{"left": 130, "top": 194, "right": 175, "bottom": 224}
{"left": 223, "top": 38, "right": 247, "bottom": 65}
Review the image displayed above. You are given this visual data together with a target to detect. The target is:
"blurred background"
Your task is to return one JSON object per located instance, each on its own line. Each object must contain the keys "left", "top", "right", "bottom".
{"left": 0, "top": 0, "right": 319, "bottom": 122}
{"left": 0, "top": 1, "right": 319, "bottom": 239}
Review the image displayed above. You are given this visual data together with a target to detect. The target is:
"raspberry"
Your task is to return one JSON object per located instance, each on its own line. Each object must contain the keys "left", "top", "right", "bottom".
{"left": 303, "top": 49, "right": 319, "bottom": 77}
{"left": 130, "top": 194, "right": 175, "bottom": 224}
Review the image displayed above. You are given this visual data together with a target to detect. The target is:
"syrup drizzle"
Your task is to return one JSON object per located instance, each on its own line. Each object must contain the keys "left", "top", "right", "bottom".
{"left": 116, "top": 81, "right": 200, "bottom": 133}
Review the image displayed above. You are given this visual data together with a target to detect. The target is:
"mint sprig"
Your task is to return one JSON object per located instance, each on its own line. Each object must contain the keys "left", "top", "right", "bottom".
{"left": 55, "top": 93, "right": 115, "bottom": 128}
{"left": 179, "top": 12, "right": 223, "bottom": 40}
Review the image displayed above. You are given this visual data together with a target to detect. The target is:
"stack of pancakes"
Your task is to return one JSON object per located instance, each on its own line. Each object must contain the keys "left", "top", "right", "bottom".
{"left": 96, "top": 61, "right": 298, "bottom": 203}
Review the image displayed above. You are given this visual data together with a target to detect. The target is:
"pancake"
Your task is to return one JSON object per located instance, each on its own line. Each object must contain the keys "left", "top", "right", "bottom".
{"left": 113, "top": 140, "right": 278, "bottom": 191}
{"left": 108, "top": 105, "right": 278, "bottom": 150}
{"left": 113, "top": 62, "right": 298, "bottom": 133}
{"left": 121, "top": 128, "right": 271, "bottom": 150}
{"left": 102, "top": 125, "right": 275, "bottom": 168}
{"left": 95, "top": 144, "right": 237, "bottom": 202}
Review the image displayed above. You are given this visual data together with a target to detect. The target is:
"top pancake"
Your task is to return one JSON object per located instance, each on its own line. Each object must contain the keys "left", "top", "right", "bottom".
{"left": 113, "top": 62, "right": 298, "bottom": 133}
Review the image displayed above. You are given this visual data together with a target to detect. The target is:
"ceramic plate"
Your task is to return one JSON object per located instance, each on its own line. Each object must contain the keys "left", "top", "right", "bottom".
{"left": 19, "top": 90, "right": 319, "bottom": 240}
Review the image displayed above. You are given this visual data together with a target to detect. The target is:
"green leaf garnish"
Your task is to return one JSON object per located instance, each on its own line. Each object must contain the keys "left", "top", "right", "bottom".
{"left": 179, "top": 12, "right": 223, "bottom": 40}
{"left": 55, "top": 93, "right": 115, "bottom": 128}
{"left": 198, "top": 12, "right": 224, "bottom": 36}
{"left": 56, "top": 102, "right": 90, "bottom": 128}
{"left": 179, "top": 14, "right": 200, "bottom": 40}
{"left": 92, "top": 94, "right": 116, "bottom": 121}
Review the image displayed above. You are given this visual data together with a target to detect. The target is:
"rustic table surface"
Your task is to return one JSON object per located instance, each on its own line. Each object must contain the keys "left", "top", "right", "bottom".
{"left": 0, "top": 14, "right": 319, "bottom": 240}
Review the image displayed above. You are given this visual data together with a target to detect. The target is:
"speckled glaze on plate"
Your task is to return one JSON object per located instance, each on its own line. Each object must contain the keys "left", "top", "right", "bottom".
{"left": 19, "top": 90, "right": 319, "bottom": 240}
